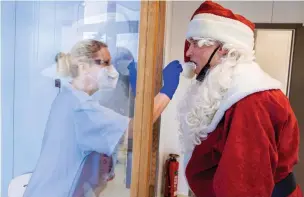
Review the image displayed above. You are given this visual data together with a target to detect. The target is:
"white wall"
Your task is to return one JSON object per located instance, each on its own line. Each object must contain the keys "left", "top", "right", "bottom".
{"left": 159, "top": 1, "right": 304, "bottom": 196}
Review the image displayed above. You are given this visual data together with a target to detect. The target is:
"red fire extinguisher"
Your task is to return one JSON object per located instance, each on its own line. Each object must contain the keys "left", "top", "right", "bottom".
{"left": 164, "top": 153, "right": 179, "bottom": 197}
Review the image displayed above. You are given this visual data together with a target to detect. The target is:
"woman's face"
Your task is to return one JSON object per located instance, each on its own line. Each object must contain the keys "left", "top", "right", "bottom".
{"left": 77, "top": 47, "right": 112, "bottom": 92}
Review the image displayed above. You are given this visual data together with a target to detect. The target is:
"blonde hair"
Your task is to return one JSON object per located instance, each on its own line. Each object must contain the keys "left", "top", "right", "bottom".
{"left": 55, "top": 39, "right": 108, "bottom": 78}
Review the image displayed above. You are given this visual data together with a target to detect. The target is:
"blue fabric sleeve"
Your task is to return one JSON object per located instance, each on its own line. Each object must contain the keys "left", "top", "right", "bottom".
{"left": 73, "top": 101, "right": 130, "bottom": 156}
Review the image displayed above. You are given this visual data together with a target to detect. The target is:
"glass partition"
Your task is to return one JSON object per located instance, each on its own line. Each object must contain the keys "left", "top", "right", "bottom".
{"left": 2, "top": 1, "right": 145, "bottom": 197}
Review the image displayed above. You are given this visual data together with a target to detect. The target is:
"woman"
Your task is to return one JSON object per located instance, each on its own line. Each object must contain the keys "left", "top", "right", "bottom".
{"left": 23, "top": 39, "right": 182, "bottom": 197}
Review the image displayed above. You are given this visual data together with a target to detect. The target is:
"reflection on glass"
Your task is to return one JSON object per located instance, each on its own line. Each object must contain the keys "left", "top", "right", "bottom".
{"left": 116, "top": 34, "right": 139, "bottom": 62}
{"left": 116, "top": 3, "right": 140, "bottom": 22}
{"left": 4, "top": 1, "right": 140, "bottom": 197}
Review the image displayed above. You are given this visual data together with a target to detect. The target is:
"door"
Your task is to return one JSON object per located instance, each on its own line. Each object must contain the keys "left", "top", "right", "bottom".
{"left": 254, "top": 29, "right": 294, "bottom": 96}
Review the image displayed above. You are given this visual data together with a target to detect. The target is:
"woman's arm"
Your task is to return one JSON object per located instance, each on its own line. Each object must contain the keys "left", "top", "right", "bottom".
{"left": 152, "top": 92, "right": 170, "bottom": 123}
{"left": 127, "top": 60, "right": 182, "bottom": 138}
{"left": 127, "top": 92, "right": 170, "bottom": 139}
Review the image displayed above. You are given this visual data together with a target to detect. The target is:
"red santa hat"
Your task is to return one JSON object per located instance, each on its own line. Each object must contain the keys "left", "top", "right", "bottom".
{"left": 184, "top": 1, "right": 255, "bottom": 62}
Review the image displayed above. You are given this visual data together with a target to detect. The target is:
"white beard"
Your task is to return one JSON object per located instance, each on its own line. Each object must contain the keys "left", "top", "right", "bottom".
{"left": 177, "top": 58, "right": 281, "bottom": 154}
{"left": 177, "top": 59, "right": 235, "bottom": 153}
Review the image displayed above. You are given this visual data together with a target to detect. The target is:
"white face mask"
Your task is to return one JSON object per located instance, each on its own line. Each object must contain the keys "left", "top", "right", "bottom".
{"left": 97, "top": 64, "right": 119, "bottom": 90}
{"left": 182, "top": 62, "right": 196, "bottom": 79}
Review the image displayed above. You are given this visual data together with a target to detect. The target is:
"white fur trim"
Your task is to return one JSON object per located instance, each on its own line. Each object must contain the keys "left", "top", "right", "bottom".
{"left": 180, "top": 62, "right": 281, "bottom": 155}
{"left": 186, "top": 13, "right": 254, "bottom": 51}
{"left": 204, "top": 62, "right": 281, "bottom": 134}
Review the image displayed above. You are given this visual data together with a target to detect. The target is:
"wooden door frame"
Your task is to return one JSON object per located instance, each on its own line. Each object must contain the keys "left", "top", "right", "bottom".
{"left": 130, "top": 1, "right": 166, "bottom": 197}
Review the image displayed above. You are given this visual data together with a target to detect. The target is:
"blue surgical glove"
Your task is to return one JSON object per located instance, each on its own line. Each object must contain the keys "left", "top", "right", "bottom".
{"left": 127, "top": 60, "right": 183, "bottom": 99}
{"left": 128, "top": 60, "right": 137, "bottom": 96}
{"left": 160, "top": 60, "right": 183, "bottom": 99}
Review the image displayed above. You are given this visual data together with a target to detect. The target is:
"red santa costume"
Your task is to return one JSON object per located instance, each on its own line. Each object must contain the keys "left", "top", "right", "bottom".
{"left": 177, "top": 1, "right": 302, "bottom": 197}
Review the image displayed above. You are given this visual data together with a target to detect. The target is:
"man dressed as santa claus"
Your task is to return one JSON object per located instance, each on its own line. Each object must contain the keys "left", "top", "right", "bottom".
{"left": 177, "top": 1, "right": 302, "bottom": 197}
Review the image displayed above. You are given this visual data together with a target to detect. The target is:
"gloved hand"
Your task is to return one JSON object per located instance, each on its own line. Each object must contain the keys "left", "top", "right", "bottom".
{"left": 160, "top": 60, "right": 183, "bottom": 99}
{"left": 127, "top": 60, "right": 183, "bottom": 99}
{"left": 127, "top": 60, "right": 137, "bottom": 96}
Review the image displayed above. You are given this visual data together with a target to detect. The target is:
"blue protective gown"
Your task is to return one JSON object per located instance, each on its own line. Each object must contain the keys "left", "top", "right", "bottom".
{"left": 23, "top": 83, "right": 130, "bottom": 197}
